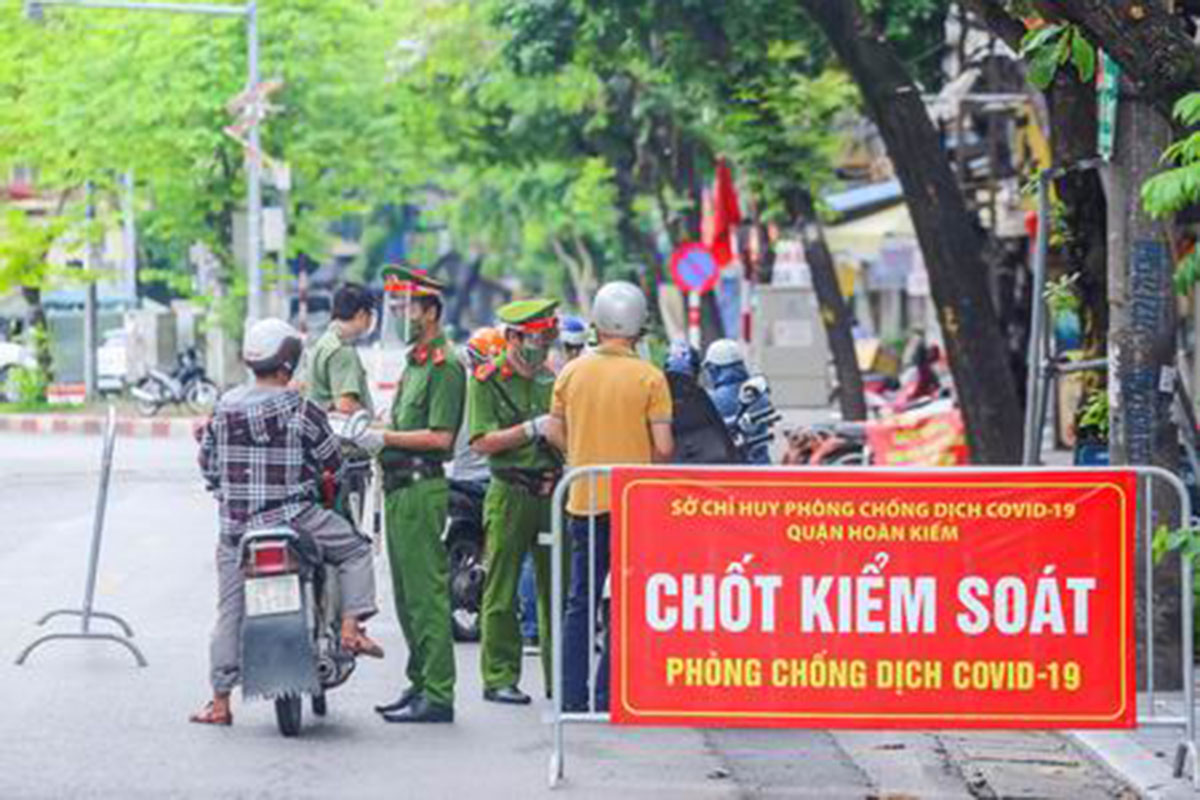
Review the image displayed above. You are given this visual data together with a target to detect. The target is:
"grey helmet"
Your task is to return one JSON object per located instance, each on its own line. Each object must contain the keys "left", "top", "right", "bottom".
{"left": 591, "top": 281, "right": 647, "bottom": 338}
{"left": 242, "top": 318, "right": 303, "bottom": 375}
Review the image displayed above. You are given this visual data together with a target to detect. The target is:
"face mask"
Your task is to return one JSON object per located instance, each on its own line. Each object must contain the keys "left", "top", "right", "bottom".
{"left": 520, "top": 344, "right": 548, "bottom": 368}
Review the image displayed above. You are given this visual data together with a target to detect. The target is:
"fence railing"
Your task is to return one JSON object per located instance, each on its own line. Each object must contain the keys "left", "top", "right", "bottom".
{"left": 548, "top": 464, "right": 1196, "bottom": 789}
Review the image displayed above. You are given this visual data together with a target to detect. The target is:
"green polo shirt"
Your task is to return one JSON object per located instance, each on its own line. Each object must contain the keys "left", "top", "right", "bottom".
{"left": 467, "top": 352, "right": 557, "bottom": 471}
{"left": 389, "top": 334, "right": 465, "bottom": 462}
{"left": 307, "top": 323, "right": 374, "bottom": 415}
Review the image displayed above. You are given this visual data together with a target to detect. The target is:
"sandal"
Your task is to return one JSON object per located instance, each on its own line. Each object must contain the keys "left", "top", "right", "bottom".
{"left": 189, "top": 701, "right": 233, "bottom": 726}
{"left": 342, "top": 631, "right": 385, "bottom": 659}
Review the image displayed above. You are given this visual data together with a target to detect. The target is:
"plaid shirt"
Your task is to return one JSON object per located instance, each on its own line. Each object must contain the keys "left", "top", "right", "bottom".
{"left": 198, "top": 386, "right": 342, "bottom": 539}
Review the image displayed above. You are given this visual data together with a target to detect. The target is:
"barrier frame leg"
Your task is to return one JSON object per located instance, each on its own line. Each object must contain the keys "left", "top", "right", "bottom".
{"left": 16, "top": 632, "right": 147, "bottom": 667}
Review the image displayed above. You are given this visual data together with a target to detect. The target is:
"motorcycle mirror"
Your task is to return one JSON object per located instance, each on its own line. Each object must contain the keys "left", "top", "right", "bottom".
{"left": 739, "top": 376, "right": 768, "bottom": 406}
{"left": 344, "top": 409, "right": 372, "bottom": 440}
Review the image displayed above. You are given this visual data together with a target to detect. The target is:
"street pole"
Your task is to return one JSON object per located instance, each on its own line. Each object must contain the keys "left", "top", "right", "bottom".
{"left": 121, "top": 170, "right": 137, "bottom": 300}
{"left": 83, "top": 182, "right": 99, "bottom": 402}
{"left": 687, "top": 291, "right": 701, "bottom": 349}
{"left": 245, "top": 0, "right": 262, "bottom": 324}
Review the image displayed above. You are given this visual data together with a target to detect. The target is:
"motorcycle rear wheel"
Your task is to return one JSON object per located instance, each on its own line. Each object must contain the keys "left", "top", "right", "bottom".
{"left": 133, "top": 377, "right": 162, "bottom": 417}
{"left": 447, "top": 535, "right": 483, "bottom": 643}
{"left": 275, "top": 694, "right": 303, "bottom": 737}
{"left": 185, "top": 379, "right": 219, "bottom": 414}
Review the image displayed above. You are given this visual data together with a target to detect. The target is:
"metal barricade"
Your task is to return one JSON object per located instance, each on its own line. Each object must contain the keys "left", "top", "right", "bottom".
{"left": 548, "top": 464, "right": 1197, "bottom": 789}
{"left": 16, "top": 405, "right": 146, "bottom": 667}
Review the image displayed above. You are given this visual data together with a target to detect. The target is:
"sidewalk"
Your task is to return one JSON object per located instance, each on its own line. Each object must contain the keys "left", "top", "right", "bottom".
{"left": 0, "top": 412, "right": 199, "bottom": 439}
{"left": 1072, "top": 693, "right": 1199, "bottom": 799}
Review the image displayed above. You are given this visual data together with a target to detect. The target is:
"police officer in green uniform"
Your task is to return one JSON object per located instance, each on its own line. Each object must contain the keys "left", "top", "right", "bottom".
{"left": 468, "top": 299, "right": 563, "bottom": 705}
{"left": 368, "top": 266, "right": 465, "bottom": 724}
{"left": 306, "top": 282, "right": 376, "bottom": 414}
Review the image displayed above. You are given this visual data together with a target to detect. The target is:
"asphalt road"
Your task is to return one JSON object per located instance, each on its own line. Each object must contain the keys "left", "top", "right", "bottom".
{"left": 0, "top": 433, "right": 1134, "bottom": 799}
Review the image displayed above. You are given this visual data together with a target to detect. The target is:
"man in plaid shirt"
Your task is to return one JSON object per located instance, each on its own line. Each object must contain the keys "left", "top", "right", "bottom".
{"left": 190, "top": 319, "right": 382, "bottom": 727}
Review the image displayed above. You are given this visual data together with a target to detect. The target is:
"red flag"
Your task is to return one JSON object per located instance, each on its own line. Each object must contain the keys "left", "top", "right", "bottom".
{"left": 704, "top": 158, "right": 742, "bottom": 267}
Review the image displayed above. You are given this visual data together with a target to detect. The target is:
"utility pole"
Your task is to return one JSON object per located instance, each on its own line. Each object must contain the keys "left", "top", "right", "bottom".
{"left": 25, "top": 0, "right": 262, "bottom": 331}
{"left": 121, "top": 170, "right": 137, "bottom": 300}
{"left": 244, "top": 0, "right": 262, "bottom": 323}
{"left": 83, "top": 182, "right": 98, "bottom": 402}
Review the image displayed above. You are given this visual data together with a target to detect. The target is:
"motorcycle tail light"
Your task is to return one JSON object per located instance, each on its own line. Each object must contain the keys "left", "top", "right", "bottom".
{"left": 246, "top": 542, "right": 296, "bottom": 576}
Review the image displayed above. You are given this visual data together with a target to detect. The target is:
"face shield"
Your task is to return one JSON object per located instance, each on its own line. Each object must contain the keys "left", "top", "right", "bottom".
{"left": 512, "top": 318, "right": 559, "bottom": 369}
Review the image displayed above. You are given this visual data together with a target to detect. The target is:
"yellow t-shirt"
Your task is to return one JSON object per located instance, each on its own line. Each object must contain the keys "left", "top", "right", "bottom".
{"left": 551, "top": 342, "right": 673, "bottom": 515}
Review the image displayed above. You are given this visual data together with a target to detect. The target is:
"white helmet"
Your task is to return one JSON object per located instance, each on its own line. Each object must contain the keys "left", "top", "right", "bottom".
{"left": 591, "top": 281, "right": 647, "bottom": 337}
{"left": 243, "top": 318, "right": 303, "bottom": 375}
{"left": 704, "top": 338, "right": 744, "bottom": 368}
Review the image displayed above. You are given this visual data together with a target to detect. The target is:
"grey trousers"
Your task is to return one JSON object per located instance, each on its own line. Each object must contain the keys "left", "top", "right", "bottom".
{"left": 209, "top": 506, "right": 378, "bottom": 693}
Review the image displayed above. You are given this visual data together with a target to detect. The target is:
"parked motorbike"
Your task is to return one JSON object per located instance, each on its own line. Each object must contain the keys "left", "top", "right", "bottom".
{"left": 727, "top": 376, "right": 782, "bottom": 462}
{"left": 782, "top": 422, "right": 869, "bottom": 466}
{"left": 131, "top": 348, "right": 218, "bottom": 416}
{"left": 445, "top": 478, "right": 487, "bottom": 642}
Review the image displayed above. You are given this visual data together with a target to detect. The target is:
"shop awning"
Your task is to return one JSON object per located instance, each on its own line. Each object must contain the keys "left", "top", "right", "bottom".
{"left": 823, "top": 203, "right": 916, "bottom": 257}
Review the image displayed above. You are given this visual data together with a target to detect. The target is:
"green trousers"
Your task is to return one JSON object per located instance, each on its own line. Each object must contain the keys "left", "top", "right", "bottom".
{"left": 479, "top": 479, "right": 562, "bottom": 692}
{"left": 385, "top": 477, "right": 456, "bottom": 707}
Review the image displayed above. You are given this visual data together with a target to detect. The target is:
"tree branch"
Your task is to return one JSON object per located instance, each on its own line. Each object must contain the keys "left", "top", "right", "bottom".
{"left": 1042, "top": 0, "right": 1200, "bottom": 116}
{"left": 960, "top": 0, "right": 1027, "bottom": 52}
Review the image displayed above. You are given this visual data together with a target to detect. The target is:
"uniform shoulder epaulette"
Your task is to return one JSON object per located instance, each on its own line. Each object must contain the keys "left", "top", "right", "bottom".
{"left": 474, "top": 362, "right": 496, "bottom": 381}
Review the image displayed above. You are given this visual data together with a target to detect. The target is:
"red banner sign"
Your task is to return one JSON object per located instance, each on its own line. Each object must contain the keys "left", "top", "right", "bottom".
{"left": 866, "top": 408, "right": 968, "bottom": 466}
{"left": 610, "top": 468, "right": 1136, "bottom": 729}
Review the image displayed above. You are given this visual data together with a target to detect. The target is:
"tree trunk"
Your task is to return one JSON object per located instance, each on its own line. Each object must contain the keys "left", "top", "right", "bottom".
{"left": 1105, "top": 80, "right": 1183, "bottom": 689}
{"left": 799, "top": 0, "right": 1024, "bottom": 463}
{"left": 787, "top": 189, "right": 868, "bottom": 421}
{"left": 1041, "top": 0, "right": 1200, "bottom": 118}
{"left": 20, "top": 286, "right": 52, "bottom": 389}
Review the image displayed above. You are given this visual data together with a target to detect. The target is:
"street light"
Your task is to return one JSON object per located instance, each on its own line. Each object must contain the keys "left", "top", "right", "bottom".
{"left": 22, "top": 0, "right": 265, "bottom": 328}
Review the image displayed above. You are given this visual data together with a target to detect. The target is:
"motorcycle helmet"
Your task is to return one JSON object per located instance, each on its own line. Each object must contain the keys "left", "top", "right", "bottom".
{"left": 591, "top": 281, "right": 647, "bottom": 338}
{"left": 560, "top": 315, "right": 588, "bottom": 348}
{"left": 243, "top": 318, "right": 304, "bottom": 376}
{"left": 466, "top": 326, "right": 505, "bottom": 366}
{"left": 665, "top": 338, "right": 701, "bottom": 377}
{"left": 704, "top": 338, "right": 744, "bottom": 368}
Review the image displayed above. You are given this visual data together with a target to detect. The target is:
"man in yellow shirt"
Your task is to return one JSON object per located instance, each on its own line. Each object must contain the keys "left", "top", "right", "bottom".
{"left": 546, "top": 281, "right": 673, "bottom": 711}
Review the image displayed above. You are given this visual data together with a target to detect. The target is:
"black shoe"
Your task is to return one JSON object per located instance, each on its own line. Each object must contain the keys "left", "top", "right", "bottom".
{"left": 374, "top": 686, "right": 420, "bottom": 715}
{"left": 483, "top": 685, "right": 532, "bottom": 705}
{"left": 381, "top": 695, "right": 454, "bottom": 723}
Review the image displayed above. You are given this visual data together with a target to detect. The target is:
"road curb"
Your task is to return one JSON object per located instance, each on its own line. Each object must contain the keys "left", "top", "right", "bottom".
{"left": 1068, "top": 730, "right": 1197, "bottom": 800}
{"left": 0, "top": 414, "right": 201, "bottom": 439}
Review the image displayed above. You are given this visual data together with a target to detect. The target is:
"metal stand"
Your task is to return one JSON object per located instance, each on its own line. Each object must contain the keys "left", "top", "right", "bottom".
{"left": 16, "top": 405, "right": 147, "bottom": 667}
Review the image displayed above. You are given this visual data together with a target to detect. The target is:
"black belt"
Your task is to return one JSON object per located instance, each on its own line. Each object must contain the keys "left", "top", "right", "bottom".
{"left": 383, "top": 460, "right": 445, "bottom": 493}
{"left": 493, "top": 467, "right": 561, "bottom": 498}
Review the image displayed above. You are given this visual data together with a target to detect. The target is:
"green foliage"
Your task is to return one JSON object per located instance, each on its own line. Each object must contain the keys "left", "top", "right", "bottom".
{"left": 1174, "top": 249, "right": 1200, "bottom": 295}
{"left": 1078, "top": 389, "right": 1109, "bottom": 439}
{"left": 0, "top": 0, "right": 421, "bottom": 327}
{"left": 1020, "top": 23, "right": 1096, "bottom": 89}
{"left": 1043, "top": 272, "right": 1081, "bottom": 316}
{"left": 3, "top": 362, "right": 49, "bottom": 405}
{"left": 1152, "top": 524, "right": 1200, "bottom": 644}
{"left": 1142, "top": 93, "right": 1200, "bottom": 226}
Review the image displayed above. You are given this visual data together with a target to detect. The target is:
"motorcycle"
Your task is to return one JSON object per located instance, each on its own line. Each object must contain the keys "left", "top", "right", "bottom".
{"left": 445, "top": 478, "right": 487, "bottom": 643}
{"left": 727, "top": 376, "right": 782, "bottom": 462}
{"left": 131, "top": 348, "right": 218, "bottom": 416}
{"left": 238, "top": 527, "right": 354, "bottom": 737}
{"left": 237, "top": 412, "right": 372, "bottom": 738}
